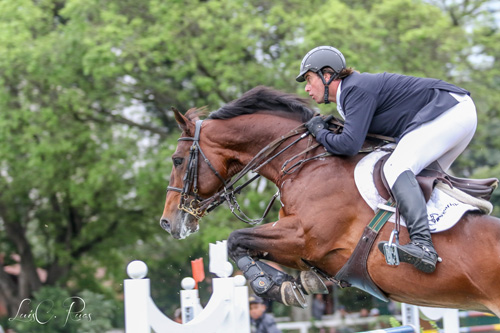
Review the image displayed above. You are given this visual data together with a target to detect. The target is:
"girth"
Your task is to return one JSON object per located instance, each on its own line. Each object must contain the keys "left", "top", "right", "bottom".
{"left": 332, "top": 203, "right": 395, "bottom": 302}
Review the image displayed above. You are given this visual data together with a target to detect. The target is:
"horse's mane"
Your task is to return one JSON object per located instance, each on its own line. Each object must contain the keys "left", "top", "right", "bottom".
{"left": 208, "top": 86, "right": 316, "bottom": 122}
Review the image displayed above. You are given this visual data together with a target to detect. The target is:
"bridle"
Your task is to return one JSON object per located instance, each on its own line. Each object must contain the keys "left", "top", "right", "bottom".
{"left": 166, "top": 120, "right": 228, "bottom": 220}
{"left": 166, "top": 119, "right": 322, "bottom": 225}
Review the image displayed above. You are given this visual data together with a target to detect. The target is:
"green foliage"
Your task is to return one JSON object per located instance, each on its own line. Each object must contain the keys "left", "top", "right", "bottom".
{"left": 389, "top": 316, "right": 402, "bottom": 327}
{"left": 338, "top": 288, "right": 374, "bottom": 312}
{"left": 8, "top": 287, "right": 113, "bottom": 333}
{"left": 429, "top": 320, "right": 439, "bottom": 331}
{"left": 70, "top": 290, "right": 115, "bottom": 333}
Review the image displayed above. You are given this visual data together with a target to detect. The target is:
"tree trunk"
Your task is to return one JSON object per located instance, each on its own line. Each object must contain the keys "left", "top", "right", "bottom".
{"left": 0, "top": 202, "right": 43, "bottom": 317}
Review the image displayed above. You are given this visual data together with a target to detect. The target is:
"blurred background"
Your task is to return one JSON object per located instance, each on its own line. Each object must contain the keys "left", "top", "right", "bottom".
{"left": 0, "top": 0, "right": 499, "bottom": 331}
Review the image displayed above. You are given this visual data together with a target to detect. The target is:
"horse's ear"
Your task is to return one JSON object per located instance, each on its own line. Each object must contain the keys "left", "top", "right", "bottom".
{"left": 172, "top": 107, "right": 195, "bottom": 136}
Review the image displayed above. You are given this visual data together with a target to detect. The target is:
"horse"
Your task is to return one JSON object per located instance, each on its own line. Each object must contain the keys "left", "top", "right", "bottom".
{"left": 161, "top": 86, "right": 500, "bottom": 315}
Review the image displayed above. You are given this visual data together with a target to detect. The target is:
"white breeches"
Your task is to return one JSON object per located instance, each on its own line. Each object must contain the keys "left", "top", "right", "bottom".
{"left": 383, "top": 93, "right": 477, "bottom": 188}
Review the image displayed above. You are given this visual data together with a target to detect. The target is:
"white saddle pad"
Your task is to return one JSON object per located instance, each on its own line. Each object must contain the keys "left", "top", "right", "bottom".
{"left": 354, "top": 146, "right": 479, "bottom": 233}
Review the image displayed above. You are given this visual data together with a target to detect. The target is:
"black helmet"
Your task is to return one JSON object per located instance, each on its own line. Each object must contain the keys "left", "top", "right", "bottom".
{"left": 296, "top": 46, "right": 346, "bottom": 82}
{"left": 249, "top": 295, "right": 265, "bottom": 304}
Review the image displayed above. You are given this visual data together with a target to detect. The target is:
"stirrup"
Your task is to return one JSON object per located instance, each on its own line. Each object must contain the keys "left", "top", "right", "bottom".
{"left": 381, "top": 229, "right": 400, "bottom": 266}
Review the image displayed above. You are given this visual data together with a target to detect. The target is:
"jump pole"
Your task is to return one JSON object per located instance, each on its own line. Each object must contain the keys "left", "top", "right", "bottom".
{"left": 359, "top": 325, "right": 417, "bottom": 333}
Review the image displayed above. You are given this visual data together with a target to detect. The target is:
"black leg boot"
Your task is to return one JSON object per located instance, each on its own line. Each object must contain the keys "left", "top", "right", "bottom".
{"left": 378, "top": 170, "right": 439, "bottom": 273}
{"left": 236, "top": 256, "right": 307, "bottom": 308}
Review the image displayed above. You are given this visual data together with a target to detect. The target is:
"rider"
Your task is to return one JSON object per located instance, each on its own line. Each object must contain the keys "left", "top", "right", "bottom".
{"left": 296, "top": 46, "right": 477, "bottom": 273}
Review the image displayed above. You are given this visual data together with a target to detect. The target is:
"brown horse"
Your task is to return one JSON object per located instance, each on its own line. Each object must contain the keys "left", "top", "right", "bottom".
{"left": 161, "top": 86, "right": 500, "bottom": 315}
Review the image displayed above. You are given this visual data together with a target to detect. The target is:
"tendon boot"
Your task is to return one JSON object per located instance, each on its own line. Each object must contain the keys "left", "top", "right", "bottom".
{"left": 378, "top": 170, "right": 439, "bottom": 273}
{"left": 236, "top": 256, "right": 307, "bottom": 308}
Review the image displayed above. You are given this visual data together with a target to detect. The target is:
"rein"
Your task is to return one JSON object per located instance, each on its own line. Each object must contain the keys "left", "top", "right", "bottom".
{"left": 202, "top": 123, "right": 316, "bottom": 224}
{"left": 167, "top": 119, "right": 321, "bottom": 225}
{"left": 167, "top": 115, "right": 395, "bottom": 225}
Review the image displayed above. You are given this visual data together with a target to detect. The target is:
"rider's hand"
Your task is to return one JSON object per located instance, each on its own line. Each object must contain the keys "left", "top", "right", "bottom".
{"left": 305, "top": 116, "right": 329, "bottom": 137}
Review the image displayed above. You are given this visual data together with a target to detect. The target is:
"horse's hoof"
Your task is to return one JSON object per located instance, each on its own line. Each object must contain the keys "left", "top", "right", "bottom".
{"left": 281, "top": 281, "right": 308, "bottom": 308}
{"left": 299, "top": 270, "right": 329, "bottom": 295}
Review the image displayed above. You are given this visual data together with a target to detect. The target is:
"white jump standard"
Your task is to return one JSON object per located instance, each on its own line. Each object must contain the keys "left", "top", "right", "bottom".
{"left": 124, "top": 240, "right": 250, "bottom": 333}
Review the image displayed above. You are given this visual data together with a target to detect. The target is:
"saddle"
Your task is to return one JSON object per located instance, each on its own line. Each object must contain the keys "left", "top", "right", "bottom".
{"left": 331, "top": 150, "right": 498, "bottom": 302}
{"left": 373, "top": 153, "right": 498, "bottom": 203}
{"left": 313, "top": 117, "right": 498, "bottom": 300}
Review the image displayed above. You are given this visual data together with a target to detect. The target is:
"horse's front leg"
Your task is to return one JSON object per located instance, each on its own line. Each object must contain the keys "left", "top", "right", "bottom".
{"left": 227, "top": 215, "right": 328, "bottom": 308}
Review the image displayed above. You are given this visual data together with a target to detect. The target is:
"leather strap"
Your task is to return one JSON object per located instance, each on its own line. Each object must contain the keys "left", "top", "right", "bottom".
{"left": 333, "top": 201, "right": 395, "bottom": 302}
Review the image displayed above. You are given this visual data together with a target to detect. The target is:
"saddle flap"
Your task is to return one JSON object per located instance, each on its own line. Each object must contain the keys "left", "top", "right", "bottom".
{"left": 373, "top": 155, "right": 391, "bottom": 200}
{"left": 373, "top": 153, "right": 498, "bottom": 203}
{"left": 373, "top": 154, "right": 435, "bottom": 202}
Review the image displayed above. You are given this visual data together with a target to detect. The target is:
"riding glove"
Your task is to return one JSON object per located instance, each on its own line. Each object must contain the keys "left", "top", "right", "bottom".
{"left": 305, "top": 116, "right": 328, "bottom": 137}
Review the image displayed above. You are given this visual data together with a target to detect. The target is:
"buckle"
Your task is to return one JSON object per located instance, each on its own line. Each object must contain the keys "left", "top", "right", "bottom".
{"left": 383, "top": 229, "right": 400, "bottom": 266}
{"left": 412, "top": 242, "right": 442, "bottom": 263}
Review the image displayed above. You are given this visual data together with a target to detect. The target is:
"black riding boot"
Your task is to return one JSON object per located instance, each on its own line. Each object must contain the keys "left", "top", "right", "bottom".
{"left": 378, "top": 170, "right": 439, "bottom": 273}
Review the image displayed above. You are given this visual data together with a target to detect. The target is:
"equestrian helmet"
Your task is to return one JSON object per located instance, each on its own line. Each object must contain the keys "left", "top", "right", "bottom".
{"left": 296, "top": 46, "right": 346, "bottom": 82}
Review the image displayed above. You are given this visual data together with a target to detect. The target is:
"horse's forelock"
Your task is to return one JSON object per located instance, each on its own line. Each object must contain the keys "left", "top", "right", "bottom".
{"left": 185, "top": 107, "right": 208, "bottom": 121}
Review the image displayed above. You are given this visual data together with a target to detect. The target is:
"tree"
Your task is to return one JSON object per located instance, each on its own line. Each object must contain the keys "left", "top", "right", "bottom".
{"left": 0, "top": 0, "right": 171, "bottom": 315}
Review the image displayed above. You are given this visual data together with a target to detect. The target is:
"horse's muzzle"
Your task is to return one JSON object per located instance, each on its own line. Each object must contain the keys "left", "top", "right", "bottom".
{"left": 160, "top": 218, "right": 171, "bottom": 234}
{"left": 160, "top": 214, "right": 199, "bottom": 239}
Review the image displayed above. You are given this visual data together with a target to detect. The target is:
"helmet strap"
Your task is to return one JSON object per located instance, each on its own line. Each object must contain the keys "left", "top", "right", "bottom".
{"left": 317, "top": 71, "right": 336, "bottom": 104}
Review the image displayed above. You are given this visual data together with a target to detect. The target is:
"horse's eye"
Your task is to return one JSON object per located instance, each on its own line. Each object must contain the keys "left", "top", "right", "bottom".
{"left": 173, "top": 157, "right": 184, "bottom": 167}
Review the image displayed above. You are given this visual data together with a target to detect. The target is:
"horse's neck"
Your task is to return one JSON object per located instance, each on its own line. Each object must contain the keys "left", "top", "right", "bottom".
{"left": 203, "top": 115, "right": 296, "bottom": 176}
{"left": 206, "top": 115, "right": 371, "bottom": 257}
{"left": 205, "top": 114, "right": 363, "bottom": 188}
{"left": 277, "top": 150, "right": 372, "bottom": 258}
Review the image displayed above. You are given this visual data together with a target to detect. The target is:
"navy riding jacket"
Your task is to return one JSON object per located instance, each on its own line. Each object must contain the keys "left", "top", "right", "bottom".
{"left": 315, "top": 72, "right": 470, "bottom": 156}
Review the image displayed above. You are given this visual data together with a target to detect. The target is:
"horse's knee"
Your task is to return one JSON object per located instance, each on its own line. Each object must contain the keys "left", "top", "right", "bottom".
{"left": 227, "top": 230, "right": 247, "bottom": 261}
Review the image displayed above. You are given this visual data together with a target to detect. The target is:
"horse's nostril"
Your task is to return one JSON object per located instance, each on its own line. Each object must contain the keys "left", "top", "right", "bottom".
{"left": 160, "top": 218, "right": 171, "bottom": 232}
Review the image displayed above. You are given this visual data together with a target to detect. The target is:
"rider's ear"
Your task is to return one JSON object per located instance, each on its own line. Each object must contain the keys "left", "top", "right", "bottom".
{"left": 172, "top": 107, "right": 196, "bottom": 136}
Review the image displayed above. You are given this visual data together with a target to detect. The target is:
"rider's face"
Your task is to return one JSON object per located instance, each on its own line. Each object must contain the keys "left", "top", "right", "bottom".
{"left": 304, "top": 72, "right": 330, "bottom": 104}
{"left": 249, "top": 303, "right": 266, "bottom": 320}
